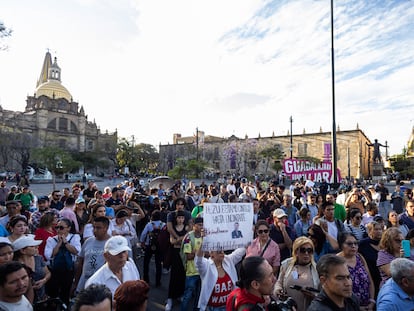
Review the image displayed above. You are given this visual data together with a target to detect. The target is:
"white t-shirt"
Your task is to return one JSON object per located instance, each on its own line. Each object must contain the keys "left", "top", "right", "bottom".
{"left": 0, "top": 296, "right": 33, "bottom": 311}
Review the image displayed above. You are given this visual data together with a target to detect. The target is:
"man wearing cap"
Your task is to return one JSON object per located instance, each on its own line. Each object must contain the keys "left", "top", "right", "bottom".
{"left": 85, "top": 235, "right": 140, "bottom": 296}
{"left": 29, "top": 196, "right": 59, "bottom": 232}
{"left": 59, "top": 197, "right": 79, "bottom": 233}
{"left": 270, "top": 209, "right": 294, "bottom": 262}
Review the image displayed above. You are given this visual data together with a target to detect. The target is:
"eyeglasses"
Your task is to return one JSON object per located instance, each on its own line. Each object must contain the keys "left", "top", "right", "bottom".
{"left": 344, "top": 242, "right": 358, "bottom": 247}
{"left": 299, "top": 247, "right": 313, "bottom": 254}
{"left": 257, "top": 229, "right": 269, "bottom": 234}
{"left": 55, "top": 226, "right": 68, "bottom": 230}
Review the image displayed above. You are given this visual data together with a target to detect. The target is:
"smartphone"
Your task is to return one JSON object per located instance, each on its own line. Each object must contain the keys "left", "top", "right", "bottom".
{"left": 402, "top": 240, "right": 411, "bottom": 258}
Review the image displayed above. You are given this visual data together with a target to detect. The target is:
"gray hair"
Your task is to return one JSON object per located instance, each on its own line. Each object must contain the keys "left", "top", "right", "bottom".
{"left": 390, "top": 258, "right": 414, "bottom": 284}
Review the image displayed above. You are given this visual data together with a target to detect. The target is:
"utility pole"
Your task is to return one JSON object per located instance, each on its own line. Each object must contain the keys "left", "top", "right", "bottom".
{"left": 196, "top": 127, "right": 199, "bottom": 161}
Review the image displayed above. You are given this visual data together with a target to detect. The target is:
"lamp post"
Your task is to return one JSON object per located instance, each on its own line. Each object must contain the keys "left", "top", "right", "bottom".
{"left": 289, "top": 116, "right": 293, "bottom": 159}
{"left": 330, "top": 0, "right": 338, "bottom": 185}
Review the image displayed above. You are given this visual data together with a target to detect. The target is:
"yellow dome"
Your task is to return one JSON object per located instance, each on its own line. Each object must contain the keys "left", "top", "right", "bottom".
{"left": 35, "top": 80, "right": 72, "bottom": 102}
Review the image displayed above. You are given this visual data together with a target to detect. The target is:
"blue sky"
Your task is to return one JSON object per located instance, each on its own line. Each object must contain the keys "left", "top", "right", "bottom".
{"left": 0, "top": 0, "right": 413, "bottom": 155}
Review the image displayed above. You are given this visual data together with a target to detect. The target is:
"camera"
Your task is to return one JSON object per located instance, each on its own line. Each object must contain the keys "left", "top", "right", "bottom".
{"left": 268, "top": 297, "right": 297, "bottom": 311}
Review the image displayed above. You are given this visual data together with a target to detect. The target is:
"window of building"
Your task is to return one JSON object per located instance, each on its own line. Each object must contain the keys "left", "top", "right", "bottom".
{"left": 87, "top": 140, "right": 93, "bottom": 151}
{"left": 47, "top": 118, "right": 57, "bottom": 130}
{"left": 59, "top": 117, "right": 68, "bottom": 131}
{"left": 298, "top": 143, "right": 307, "bottom": 156}
{"left": 70, "top": 121, "right": 78, "bottom": 132}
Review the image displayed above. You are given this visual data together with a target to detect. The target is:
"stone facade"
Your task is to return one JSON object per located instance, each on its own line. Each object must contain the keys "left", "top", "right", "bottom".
{"left": 159, "top": 129, "right": 372, "bottom": 180}
{"left": 0, "top": 52, "right": 117, "bottom": 172}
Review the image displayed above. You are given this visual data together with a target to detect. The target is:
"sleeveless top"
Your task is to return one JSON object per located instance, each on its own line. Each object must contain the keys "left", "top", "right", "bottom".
{"left": 348, "top": 254, "right": 370, "bottom": 306}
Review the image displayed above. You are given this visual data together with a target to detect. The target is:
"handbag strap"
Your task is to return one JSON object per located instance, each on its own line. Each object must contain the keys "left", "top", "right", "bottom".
{"left": 259, "top": 239, "right": 271, "bottom": 257}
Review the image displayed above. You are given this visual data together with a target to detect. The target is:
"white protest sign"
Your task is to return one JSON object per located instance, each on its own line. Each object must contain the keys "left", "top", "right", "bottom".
{"left": 202, "top": 203, "right": 253, "bottom": 251}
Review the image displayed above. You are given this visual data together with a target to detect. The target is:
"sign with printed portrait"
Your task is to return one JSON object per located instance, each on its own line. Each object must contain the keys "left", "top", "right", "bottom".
{"left": 202, "top": 203, "right": 253, "bottom": 251}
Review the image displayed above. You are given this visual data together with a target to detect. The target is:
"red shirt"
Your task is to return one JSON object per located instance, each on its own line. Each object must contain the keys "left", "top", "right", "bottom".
{"left": 34, "top": 227, "right": 56, "bottom": 260}
{"left": 226, "top": 288, "right": 266, "bottom": 311}
{"left": 208, "top": 272, "right": 233, "bottom": 307}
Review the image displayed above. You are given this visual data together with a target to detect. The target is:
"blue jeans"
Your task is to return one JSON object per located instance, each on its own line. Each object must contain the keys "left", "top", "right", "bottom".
{"left": 206, "top": 306, "right": 226, "bottom": 311}
{"left": 180, "top": 275, "right": 201, "bottom": 311}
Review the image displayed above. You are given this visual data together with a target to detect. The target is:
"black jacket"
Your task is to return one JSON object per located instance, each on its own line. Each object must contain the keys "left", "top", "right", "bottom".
{"left": 307, "top": 289, "right": 359, "bottom": 311}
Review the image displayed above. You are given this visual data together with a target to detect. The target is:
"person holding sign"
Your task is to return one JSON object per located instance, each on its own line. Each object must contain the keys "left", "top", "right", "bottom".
{"left": 195, "top": 236, "right": 246, "bottom": 311}
{"left": 246, "top": 220, "right": 280, "bottom": 275}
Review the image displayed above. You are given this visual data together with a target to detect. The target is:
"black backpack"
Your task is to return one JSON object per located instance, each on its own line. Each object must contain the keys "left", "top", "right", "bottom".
{"left": 51, "top": 235, "right": 74, "bottom": 271}
{"left": 148, "top": 222, "right": 163, "bottom": 251}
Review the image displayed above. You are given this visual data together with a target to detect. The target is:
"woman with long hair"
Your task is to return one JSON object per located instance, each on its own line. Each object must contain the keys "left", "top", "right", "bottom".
{"left": 376, "top": 227, "right": 403, "bottom": 287}
{"left": 82, "top": 204, "right": 109, "bottom": 241}
{"left": 386, "top": 210, "right": 409, "bottom": 237}
{"left": 44, "top": 218, "right": 81, "bottom": 306}
{"left": 337, "top": 232, "right": 375, "bottom": 310}
{"left": 274, "top": 237, "right": 319, "bottom": 311}
{"left": 165, "top": 210, "right": 188, "bottom": 311}
{"left": 7, "top": 215, "right": 29, "bottom": 243}
{"left": 307, "top": 224, "right": 338, "bottom": 262}
{"left": 13, "top": 235, "right": 50, "bottom": 302}
{"left": 34, "top": 212, "right": 58, "bottom": 260}
{"left": 246, "top": 220, "right": 280, "bottom": 275}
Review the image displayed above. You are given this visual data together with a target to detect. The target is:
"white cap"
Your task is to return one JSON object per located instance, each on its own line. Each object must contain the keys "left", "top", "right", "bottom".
{"left": 104, "top": 236, "right": 131, "bottom": 255}
{"left": 273, "top": 208, "right": 288, "bottom": 219}
{"left": 12, "top": 234, "right": 42, "bottom": 251}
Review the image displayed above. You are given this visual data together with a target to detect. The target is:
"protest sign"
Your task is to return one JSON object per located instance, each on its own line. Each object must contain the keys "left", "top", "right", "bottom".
{"left": 202, "top": 203, "right": 253, "bottom": 251}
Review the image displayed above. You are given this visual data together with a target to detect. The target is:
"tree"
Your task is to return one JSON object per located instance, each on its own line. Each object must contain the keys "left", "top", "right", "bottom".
{"left": 167, "top": 158, "right": 207, "bottom": 179}
{"left": 0, "top": 20, "right": 12, "bottom": 51}
{"left": 259, "top": 145, "right": 284, "bottom": 175}
{"left": 116, "top": 139, "right": 159, "bottom": 175}
{"left": 32, "top": 147, "right": 80, "bottom": 189}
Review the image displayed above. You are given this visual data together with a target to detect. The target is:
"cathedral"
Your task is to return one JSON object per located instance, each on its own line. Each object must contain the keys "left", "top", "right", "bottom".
{"left": 0, "top": 51, "right": 117, "bottom": 173}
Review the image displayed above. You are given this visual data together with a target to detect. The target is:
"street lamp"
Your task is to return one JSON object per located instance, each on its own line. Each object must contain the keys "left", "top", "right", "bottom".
{"left": 289, "top": 116, "right": 293, "bottom": 159}
{"left": 330, "top": 0, "right": 338, "bottom": 185}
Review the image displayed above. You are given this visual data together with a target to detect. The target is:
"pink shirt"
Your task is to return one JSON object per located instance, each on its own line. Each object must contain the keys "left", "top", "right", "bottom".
{"left": 246, "top": 237, "right": 281, "bottom": 268}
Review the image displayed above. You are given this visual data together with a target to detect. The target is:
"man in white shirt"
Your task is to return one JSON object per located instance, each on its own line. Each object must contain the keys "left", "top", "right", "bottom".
{"left": 0, "top": 261, "right": 33, "bottom": 311}
{"left": 85, "top": 236, "right": 140, "bottom": 296}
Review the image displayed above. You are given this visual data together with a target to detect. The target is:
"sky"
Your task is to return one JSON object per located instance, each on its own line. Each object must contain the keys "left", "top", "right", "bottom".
{"left": 0, "top": 0, "right": 413, "bottom": 156}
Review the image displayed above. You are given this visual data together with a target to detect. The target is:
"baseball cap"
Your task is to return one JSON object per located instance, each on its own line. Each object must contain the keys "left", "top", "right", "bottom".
{"left": 273, "top": 208, "right": 288, "bottom": 218}
{"left": 104, "top": 236, "right": 131, "bottom": 255}
{"left": 12, "top": 235, "right": 42, "bottom": 251}
{"left": 75, "top": 198, "right": 85, "bottom": 204}
{"left": 38, "top": 196, "right": 49, "bottom": 203}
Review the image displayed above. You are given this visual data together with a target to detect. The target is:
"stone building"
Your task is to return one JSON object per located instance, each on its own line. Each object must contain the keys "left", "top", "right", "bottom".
{"left": 0, "top": 51, "right": 117, "bottom": 173}
{"left": 159, "top": 128, "right": 373, "bottom": 181}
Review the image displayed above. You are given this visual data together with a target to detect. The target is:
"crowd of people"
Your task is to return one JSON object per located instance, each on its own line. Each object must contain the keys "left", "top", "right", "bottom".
{"left": 0, "top": 176, "right": 413, "bottom": 310}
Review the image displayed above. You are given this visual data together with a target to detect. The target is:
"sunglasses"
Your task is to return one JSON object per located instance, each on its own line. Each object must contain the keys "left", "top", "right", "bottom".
{"left": 55, "top": 226, "right": 68, "bottom": 230}
{"left": 257, "top": 229, "right": 269, "bottom": 234}
{"left": 299, "top": 247, "right": 313, "bottom": 254}
{"left": 345, "top": 242, "right": 358, "bottom": 247}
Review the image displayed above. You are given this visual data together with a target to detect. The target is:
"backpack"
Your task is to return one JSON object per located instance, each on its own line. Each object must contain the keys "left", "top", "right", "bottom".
{"left": 179, "top": 231, "right": 196, "bottom": 267}
{"left": 148, "top": 222, "right": 164, "bottom": 251}
{"left": 51, "top": 235, "right": 74, "bottom": 271}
